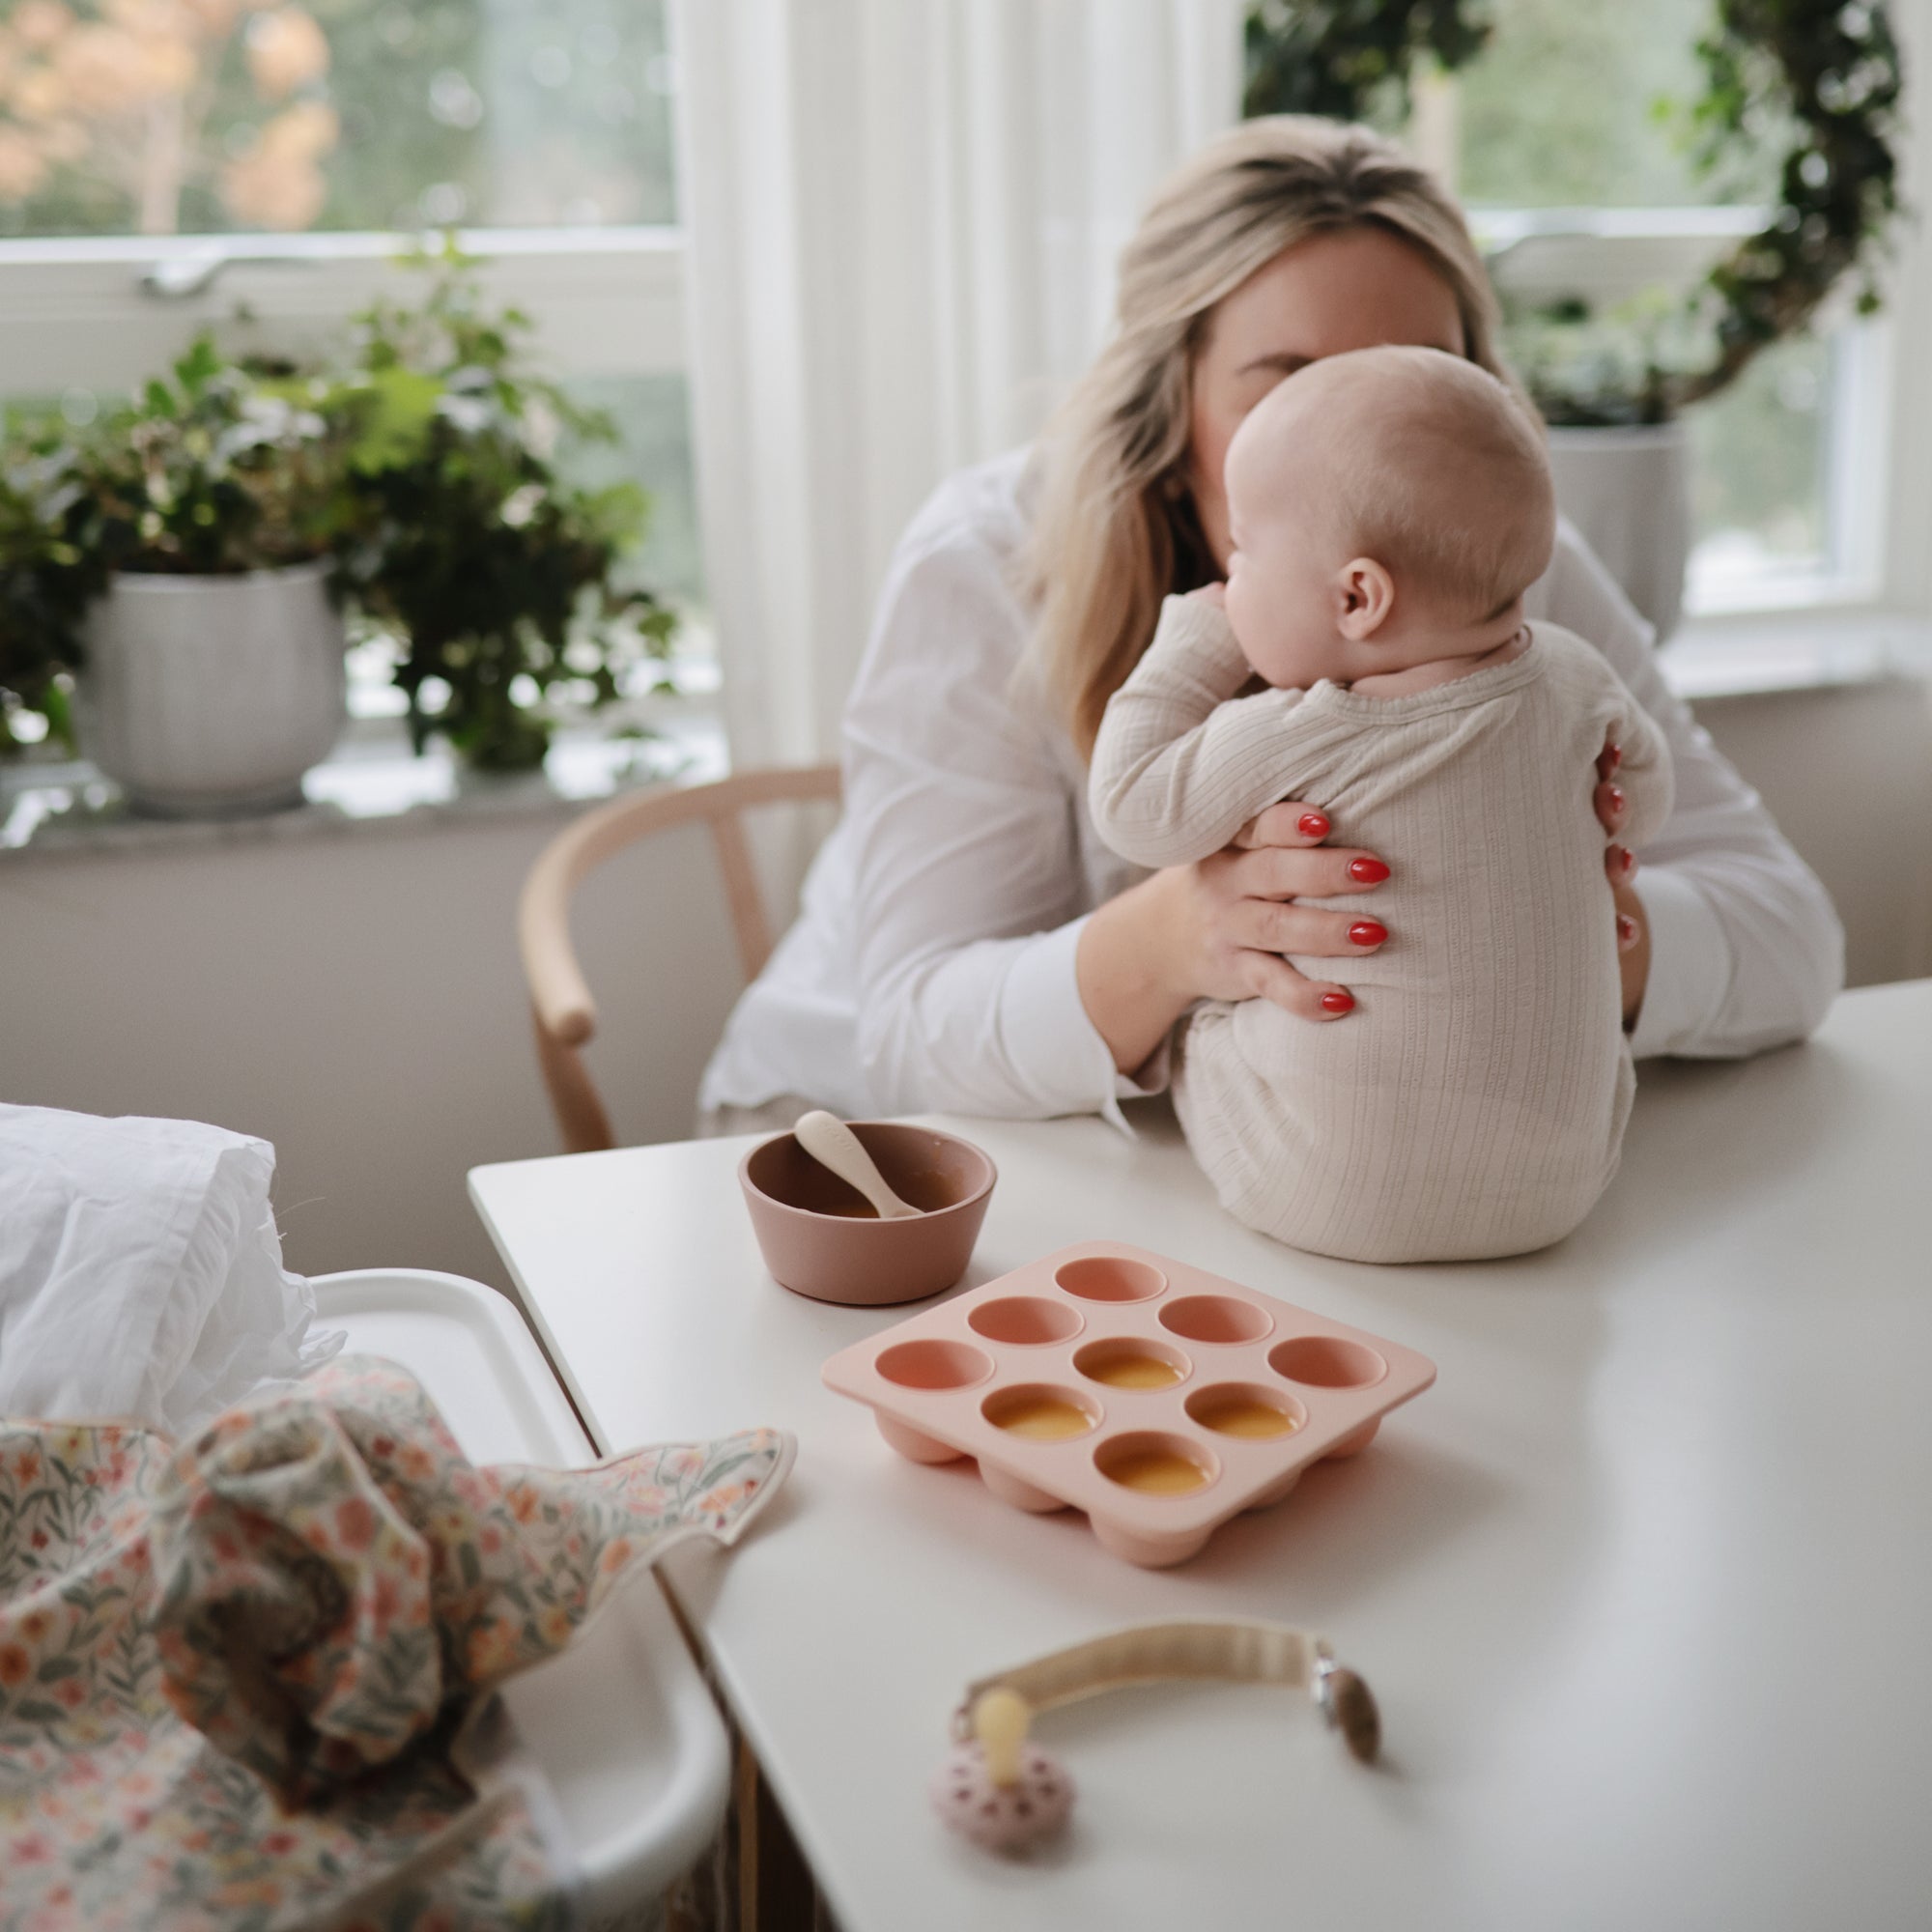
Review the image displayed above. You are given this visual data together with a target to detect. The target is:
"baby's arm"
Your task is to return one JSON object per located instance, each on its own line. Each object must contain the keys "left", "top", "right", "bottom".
{"left": 1089, "top": 592, "right": 1323, "bottom": 868}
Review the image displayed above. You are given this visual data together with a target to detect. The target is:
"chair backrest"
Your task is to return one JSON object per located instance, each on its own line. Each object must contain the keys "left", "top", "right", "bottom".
{"left": 519, "top": 765, "right": 841, "bottom": 1153}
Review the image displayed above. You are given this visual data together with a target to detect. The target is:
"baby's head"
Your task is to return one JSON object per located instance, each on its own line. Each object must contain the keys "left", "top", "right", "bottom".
{"left": 1221, "top": 345, "right": 1555, "bottom": 689}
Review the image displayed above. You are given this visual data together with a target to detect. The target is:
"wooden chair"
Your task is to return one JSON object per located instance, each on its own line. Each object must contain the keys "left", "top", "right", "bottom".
{"left": 519, "top": 766, "right": 842, "bottom": 1153}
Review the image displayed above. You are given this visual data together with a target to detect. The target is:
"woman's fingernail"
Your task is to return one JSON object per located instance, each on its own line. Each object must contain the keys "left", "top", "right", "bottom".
{"left": 1297, "top": 811, "right": 1330, "bottom": 839}
{"left": 1348, "top": 856, "right": 1390, "bottom": 883}
{"left": 1616, "top": 913, "right": 1637, "bottom": 950}
{"left": 1612, "top": 844, "right": 1636, "bottom": 879}
{"left": 1349, "top": 920, "right": 1387, "bottom": 948}
{"left": 1320, "top": 990, "right": 1355, "bottom": 1014}
{"left": 1599, "top": 744, "right": 1623, "bottom": 778}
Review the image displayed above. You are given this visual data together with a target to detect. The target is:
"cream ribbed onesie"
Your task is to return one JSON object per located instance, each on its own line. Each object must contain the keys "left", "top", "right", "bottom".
{"left": 1090, "top": 596, "right": 1674, "bottom": 1263}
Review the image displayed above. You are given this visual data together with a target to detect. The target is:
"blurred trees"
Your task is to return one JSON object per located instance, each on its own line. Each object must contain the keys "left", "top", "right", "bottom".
{"left": 0, "top": 0, "right": 674, "bottom": 237}
{"left": 0, "top": 0, "right": 335, "bottom": 233}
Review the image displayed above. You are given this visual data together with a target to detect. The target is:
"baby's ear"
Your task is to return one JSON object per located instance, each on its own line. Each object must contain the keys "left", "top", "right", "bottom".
{"left": 1333, "top": 557, "right": 1396, "bottom": 640}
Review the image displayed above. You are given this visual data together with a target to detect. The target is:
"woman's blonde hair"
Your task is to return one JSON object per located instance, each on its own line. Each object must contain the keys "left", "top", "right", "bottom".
{"left": 1026, "top": 116, "right": 1520, "bottom": 759}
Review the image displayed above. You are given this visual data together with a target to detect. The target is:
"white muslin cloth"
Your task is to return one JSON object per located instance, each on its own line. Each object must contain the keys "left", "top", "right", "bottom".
{"left": 1090, "top": 597, "right": 1674, "bottom": 1264}
{"left": 0, "top": 1103, "right": 343, "bottom": 1432}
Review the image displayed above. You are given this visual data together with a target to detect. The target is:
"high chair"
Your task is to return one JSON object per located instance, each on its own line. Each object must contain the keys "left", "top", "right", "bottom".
{"left": 310, "top": 1267, "right": 731, "bottom": 1920}
{"left": 519, "top": 766, "right": 842, "bottom": 1152}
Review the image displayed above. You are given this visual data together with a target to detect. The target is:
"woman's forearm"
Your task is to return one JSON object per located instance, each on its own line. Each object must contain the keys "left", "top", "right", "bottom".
{"left": 1075, "top": 869, "right": 1199, "bottom": 1079}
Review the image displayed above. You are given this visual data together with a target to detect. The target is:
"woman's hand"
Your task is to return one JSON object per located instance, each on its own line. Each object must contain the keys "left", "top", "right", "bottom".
{"left": 1596, "top": 734, "right": 1651, "bottom": 1027}
{"left": 1076, "top": 806, "right": 1389, "bottom": 1077}
{"left": 1184, "top": 803, "right": 1388, "bottom": 1019}
{"left": 1079, "top": 734, "right": 1650, "bottom": 1080}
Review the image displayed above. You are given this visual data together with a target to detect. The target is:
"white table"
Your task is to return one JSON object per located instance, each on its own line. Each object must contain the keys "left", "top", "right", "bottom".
{"left": 470, "top": 979, "right": 1932, "bottom": 1932}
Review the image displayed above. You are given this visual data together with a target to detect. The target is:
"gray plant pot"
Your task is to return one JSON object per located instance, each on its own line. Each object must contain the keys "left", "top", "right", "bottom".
{"left": 74, "top": 559, "right": 348, "bottom": 817}
{"left": 1545, "top": 421, "right": 1692, "bottom": 645}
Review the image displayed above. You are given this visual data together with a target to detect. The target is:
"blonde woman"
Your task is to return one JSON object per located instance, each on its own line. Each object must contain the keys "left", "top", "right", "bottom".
{"left": 700, "top": 118, "right": 1841, "bottom": 1132}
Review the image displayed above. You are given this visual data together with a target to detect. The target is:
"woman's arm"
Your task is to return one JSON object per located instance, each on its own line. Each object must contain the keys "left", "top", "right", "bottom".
{"left": 843, "top": 484, "right": 1383, "bottom": 1117}
{"left": 844, "top": 511, "right": 1161, "bottom": 1121}
{"left": 1530, "top": 523, "right": 1845, "bottom": 1055}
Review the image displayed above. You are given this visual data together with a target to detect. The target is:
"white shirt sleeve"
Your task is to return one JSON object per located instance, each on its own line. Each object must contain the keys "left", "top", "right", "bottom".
{"left": 842, "top": 516, "right": 1156, "bottom": 1122}
{"left": 1529, "top": 520, "right": 1845, "bottom": 1058}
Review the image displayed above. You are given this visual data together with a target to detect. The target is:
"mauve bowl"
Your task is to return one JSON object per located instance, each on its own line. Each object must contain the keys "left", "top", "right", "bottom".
{"left": 739, "top": 1122, "right": 998, "bottom": 1307}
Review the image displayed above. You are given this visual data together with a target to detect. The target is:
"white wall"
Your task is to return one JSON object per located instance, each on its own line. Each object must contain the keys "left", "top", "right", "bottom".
{"left": 2, "top": 682, "right": 1926, "bottom": 1288}
{"left": 0, "top": 807, "right": 749, "bottom": 1288}
{"left": 1691, "top": 677, "right": 1932, "bottom": 989}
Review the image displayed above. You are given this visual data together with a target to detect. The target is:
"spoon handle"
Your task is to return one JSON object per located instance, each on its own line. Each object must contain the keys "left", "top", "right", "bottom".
{"left": 792, "top": 1112, "right": 923, "bottom": 1220}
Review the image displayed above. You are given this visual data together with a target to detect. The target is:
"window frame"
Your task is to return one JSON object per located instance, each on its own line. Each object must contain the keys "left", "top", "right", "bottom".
{"left": 1476, "top": 205, "right": 1911, "bottom": 625}
{"left": 2, "top": 136, "right": 1928, "bottom": 675}
{"left": 0, "top": 226, "right": 686, "bottom": 392}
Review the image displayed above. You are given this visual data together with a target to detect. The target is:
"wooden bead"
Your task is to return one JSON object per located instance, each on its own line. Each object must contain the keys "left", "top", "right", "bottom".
{"left": 1327, "top": 1667, "right": 1380, "bottom": 1764}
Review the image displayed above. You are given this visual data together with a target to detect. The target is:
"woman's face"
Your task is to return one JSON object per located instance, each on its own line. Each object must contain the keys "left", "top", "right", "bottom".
{"left": 1185, "top": 225, "right": 1467, "bottom": 570}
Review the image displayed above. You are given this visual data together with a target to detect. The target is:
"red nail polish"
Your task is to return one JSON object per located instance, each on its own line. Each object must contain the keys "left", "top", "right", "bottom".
{"left": 1614, "top": 845, "right": 1636, "bottom": 878}
{"left": 1616, "top": 913, "right": 1636, "bottom": 947}
{"left": 1320, "top": 990, "right": 1354, "bottom": 1014}
{"left": 1297, "top": 812, "right": 1329, "bottom": 839}
{"left": 1348, "top": 857, "right": 1390, "bottom": 883}
{"left": 1604, "top": 743, "right": 1623, "bottom": 773}
{"left": 1349, "top": 920, "right": 1387, "bottom": 948}
{"left": 1605, "top": 784, "right": 1626, "bottom": 815}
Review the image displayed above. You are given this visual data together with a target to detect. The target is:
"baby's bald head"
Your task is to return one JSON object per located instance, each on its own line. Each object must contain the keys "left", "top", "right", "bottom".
{"left": 1227, "top": 345, "right": 1555, "bottom": 630}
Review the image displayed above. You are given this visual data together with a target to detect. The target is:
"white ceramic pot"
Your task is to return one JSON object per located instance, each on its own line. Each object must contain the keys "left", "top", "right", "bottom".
{"left": 1545, "top": 421, "right": 1692, "bottom": 645}
{"left": 75, "top": 559, "right": 348, "bottom": 816}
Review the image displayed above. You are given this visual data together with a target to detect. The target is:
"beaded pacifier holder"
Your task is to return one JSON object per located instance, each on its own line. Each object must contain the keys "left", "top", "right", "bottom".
{"left": 932, "top": 1619, "right": 1379, "bottom": 1853}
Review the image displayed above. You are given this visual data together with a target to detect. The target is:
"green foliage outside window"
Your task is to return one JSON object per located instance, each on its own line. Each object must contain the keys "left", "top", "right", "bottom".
{"left": 1242, "top": 0, "right": 1905, "bottom": 425}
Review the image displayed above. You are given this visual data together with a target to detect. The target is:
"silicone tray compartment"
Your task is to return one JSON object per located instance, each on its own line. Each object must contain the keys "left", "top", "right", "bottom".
{"left": 821, "top": 1241, "right": 1436, "bottom": 1568}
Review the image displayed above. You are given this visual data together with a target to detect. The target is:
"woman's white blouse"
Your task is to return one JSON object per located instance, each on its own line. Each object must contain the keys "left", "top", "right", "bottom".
{"left": 700, "top": 451, "right": 1844, "bottom": 1125}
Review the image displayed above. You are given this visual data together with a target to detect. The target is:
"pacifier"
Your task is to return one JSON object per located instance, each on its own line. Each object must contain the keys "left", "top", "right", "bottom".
{"left": 931, "top": 1618, "right": 1379, "bottom": 1855}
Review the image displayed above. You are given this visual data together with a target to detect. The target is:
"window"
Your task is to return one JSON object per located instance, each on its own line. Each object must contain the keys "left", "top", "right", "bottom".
{"left": 0, "top": 0, "right": 705, "bottom": 747}
{"left": 1408, "top": 0, "right": 1905, "bottom": 619}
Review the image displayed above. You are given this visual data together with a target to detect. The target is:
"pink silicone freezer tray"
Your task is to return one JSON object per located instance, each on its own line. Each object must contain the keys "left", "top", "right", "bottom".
{"left": 821, "top": 1241, "right": 1437, "bottom": 1569}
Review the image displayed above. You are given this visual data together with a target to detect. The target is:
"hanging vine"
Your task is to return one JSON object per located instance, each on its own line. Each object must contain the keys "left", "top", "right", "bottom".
{"left": 1241, "top": 0, "right": 1906, "bottom": 418}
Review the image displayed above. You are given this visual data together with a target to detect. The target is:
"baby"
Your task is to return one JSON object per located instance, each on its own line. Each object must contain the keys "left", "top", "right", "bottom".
{"left": 1089, "top": 345, "right": 1672, "bottom": 1263}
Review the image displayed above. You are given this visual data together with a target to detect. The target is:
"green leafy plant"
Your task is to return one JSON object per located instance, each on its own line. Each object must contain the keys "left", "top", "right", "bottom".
{"left": 330, "top": 258, "right": 675, "bottom": 771}
{"left": 0, "top": 255, "right": 676, "bottom": 771}
{"left": 0, "top": 338, "right": 348, "bottom": 752}
{"left": 1243, "top": 0, "right": 1492, "bottom": 122}
{"left": 1242, "top": 0, "right": 1906, "bottom": 423}
{"left": 0, "top": 453, "right": 99, "bottom": 754}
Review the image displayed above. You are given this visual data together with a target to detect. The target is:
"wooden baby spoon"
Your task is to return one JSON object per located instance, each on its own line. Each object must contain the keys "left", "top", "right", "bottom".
{"left": 792, "top": 1111, "right": 923, "bottom": 1220}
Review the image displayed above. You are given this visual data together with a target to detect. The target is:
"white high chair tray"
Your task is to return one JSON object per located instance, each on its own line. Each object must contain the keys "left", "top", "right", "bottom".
{"left": 312, "top": 1267, "right": 730, "bottom": 1919}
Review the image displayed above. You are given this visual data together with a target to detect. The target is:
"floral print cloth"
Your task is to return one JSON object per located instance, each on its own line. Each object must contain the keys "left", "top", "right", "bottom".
{"left": 0, "top": 1354, "right": 794, "bottom": 1931}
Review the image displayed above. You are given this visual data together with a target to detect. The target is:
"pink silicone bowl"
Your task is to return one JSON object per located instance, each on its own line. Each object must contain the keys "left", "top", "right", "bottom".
{"left": 739, "top": 1122, "right": 998, "bottom": 1307}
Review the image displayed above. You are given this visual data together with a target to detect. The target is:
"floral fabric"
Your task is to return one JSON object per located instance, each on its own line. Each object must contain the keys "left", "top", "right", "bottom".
{"left": 0, "top": 1354, "right": 793, "bottom": 1932}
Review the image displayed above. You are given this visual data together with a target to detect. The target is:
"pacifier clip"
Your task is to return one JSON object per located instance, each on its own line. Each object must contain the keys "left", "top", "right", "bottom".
{"left": 932, "top": 1618, "right": 1379, "bottom": 1853}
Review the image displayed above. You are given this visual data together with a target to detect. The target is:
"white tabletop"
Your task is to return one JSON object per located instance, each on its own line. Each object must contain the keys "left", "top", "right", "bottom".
{"left": 469, "top": 979, "right": 1932, "bottom": 1932}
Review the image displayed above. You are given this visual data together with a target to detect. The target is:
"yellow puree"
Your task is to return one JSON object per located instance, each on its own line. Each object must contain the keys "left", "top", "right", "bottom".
{"left": 1106, "top": 1450, "right": 1209, "bottom": 1495}
{"left": 1084, "top": 1354, "right": 1182, "bottom": 1391}
{"left": 1196, "top": 1397, "right": 1298, "bottom": 1439}
{"left": 990, "top": 1395, "right": 1093, "bottom": 1440}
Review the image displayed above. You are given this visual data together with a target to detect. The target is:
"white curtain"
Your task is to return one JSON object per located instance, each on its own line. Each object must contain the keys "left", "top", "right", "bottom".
{"left": 669, "top": 0, "right": 1246, "bottom": 770}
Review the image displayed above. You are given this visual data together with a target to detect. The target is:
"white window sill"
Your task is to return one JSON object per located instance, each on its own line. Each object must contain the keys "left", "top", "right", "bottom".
{"left": 11, "top": 611, "right": 1925, "bottom": 857}
{"left": 0, "top": 699, "right": 726, "bottom": 859}
{"left": 1662, "top": 609, "right": 1932, "bottom": 702}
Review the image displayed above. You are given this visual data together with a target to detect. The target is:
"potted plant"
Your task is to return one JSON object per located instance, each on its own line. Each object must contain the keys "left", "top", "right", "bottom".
{"left": 1, "top": 259, "right": 678, "bottom": 805}
{"left": 330, "top": 259, "right": 677, "bottom": 775}
{"left": 2, "top": 339, "right": 352, "bottom": 815}
{"left": 1503, "top": 291, "right": 1700, "bottom": 642}
{"left": 1242, "top": 0, "right": 1906, "bottom": 640}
